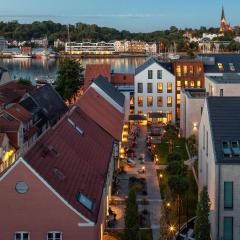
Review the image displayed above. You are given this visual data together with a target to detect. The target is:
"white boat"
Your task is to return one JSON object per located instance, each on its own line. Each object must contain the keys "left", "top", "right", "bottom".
{"left": 35, "top": 76, "right": 55, "bottom": 85}
{"left": 12, "top": 53, "right": 32, "bottom": 58}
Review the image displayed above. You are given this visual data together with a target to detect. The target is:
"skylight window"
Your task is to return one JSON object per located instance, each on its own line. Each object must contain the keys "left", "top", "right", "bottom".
{"left": 77, "top": 193, "right": 94, "bottom": 211}
{"left": 53, "top": 168, "right": 65, "bottom": 181}
{"left": 67, "top": 118, "right": 84, "bottom": 135}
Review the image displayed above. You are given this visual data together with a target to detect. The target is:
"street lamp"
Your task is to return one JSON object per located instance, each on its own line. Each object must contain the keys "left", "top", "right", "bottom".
{"left": 166, "top": 202, "right": 171, "bottom": 208}
{"left": 159, "top": 173, "right": 163, "bottom": 179}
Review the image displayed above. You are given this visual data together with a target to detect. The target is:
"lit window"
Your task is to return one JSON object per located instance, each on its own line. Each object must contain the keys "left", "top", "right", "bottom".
{"left": 177, "top": 94, "right": 181, "bottom": 105}
{"left": 138, "top": 96, "right": 143, "bottom": 106}
{"left": 218, "top": 63, "right": 224, "bottom": 71}
{"left": 189, "top": 65, "right": 194, "bottom": 74}
{"left": 197, "top": 81, "right": 201, "bottom": 88}
{"left": 137, "top": 83, "right": 143, "bottom": 93}
{"left": 147, "top": 96, "right": 153, "bottom": 107}
{"left": 177, "top": 81, "right": 181, "bottom": 87}
{"left": 177, "top": 87, "right": 181, "bottom": 91}
{"left": 197, "top": 66, "right": 202, "bottom": 74}
{"left": 15, "top": 232, "right": 30, "bottom": 240}
{"left": 157, "top": 82, "right": 163, "bottom": 93}
{"left": 157, "top": 70, "right": 162, "bottom": 79}
{"left": 138, "top": 111, "right": 143, "bottom": 115}
{"left": 183, "top": 65, "right": 188, "bottom": 75}
{"left": 167, "top": 96, "right": 172, "bottom": 107}
{"left": 157, "top": 97, "right": 163, "bottom": 107}
{"left": 176, "top": 65, "right": 181, "bottom": 77}
{"left": 147, "top": 83, "right": 153, "bottom": 93}
{"left": 47, "top": 232, "right": 62, "bottom": 240}
{"left": 185, "top": 81, "right": 189, "bottom": 87}
{"left": 148, "top": 70, "right": 153, "bottom": 79}
{"left": 190, "top": 81, "right": 194, "bottom": 87}
{"left": 167, "top": 83, "right": 172, "bottom": 93}
{"left": 130, "top": 96, "right": 134, "bottom": 106}
{"left": 167, "top": 111, "right": 172, "bottom": 123}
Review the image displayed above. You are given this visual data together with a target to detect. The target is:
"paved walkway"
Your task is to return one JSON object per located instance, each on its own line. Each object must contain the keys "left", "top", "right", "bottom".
{"left": 109, "top": 125, "right": 162, "bottom": 239}
{"left": 135, "top": 126, "right": 162, "bottom": 240}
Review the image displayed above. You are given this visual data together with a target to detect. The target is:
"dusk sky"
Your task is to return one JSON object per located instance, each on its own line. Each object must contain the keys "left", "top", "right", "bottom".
{"left": 0, "top": 0, "right": 239, "bottom": 32}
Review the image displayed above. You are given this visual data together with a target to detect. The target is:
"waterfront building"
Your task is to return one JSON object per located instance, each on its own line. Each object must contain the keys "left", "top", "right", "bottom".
{"left": 134, "top": 57, "right": 176, "bottom": 124}
{"left": 31, "top": 36, "right": 48, "bottom": 47}
{"left": 114, "top": 40, "right": 125, "bottom": 52}
{"left": 54, "top": 39, "right": 65, "bottom": 48}
{"left": 145, "top": 42, "right": 157, "bottom": 55}
{"left": 0, "top": 105, "right": 115, "bottom": 240}
{"left": 172, "top": 60, "right": 205, "bottom": 119}
{"left": 124, "top": 40, "right": 146, "bottom": 54}
{"left": 65, "top": 41, "right": 115, "bottom": 55}
{"left": 220, "top": 6, "right": 232, "bottom": 33}
{"left": 198, "top": 97, "right": 240, "bottom": 239}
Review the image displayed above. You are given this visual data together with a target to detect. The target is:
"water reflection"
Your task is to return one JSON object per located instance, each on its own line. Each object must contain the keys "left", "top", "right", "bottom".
{"left": 0, "top": 57, "right": 146, "bottom": 82}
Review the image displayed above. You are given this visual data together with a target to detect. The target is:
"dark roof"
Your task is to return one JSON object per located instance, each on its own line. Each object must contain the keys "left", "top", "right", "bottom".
{"left": 28, "top": 84, "right": 68, "bottom": 125}
{"left": 207, "top": 97, "right": 240, "bottom": 164}
{"left": 182, "top": 88, "right": 207, "bottom": 98}
{"left": 197, "top": 54, "right": 240, "bottom": 73}
{"left": 77, "top": 88, "right": 124, "bottom": 141}
{"left": 93, "top": 75, "right": 125, "bottom": 108}
{"left": 135, "top": 57, "right": 173, "bottom": 75}
{"left": 24, "top": 106, "right": 114, "bottom": 223}
{"left": 20, "top": 97, "right": 40, "bottom": 114}
{"left": 208, "top": 73, "right": 240, "bottom": 84}
{"left": 129, "top": 115, "right": 147, "bottom": 121}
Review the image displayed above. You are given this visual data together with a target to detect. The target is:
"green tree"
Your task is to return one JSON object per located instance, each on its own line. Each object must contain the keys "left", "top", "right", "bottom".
{"left": 168, "top": 175, "right": 189, "bottom": 196}
{"left": 124, "top": 189, "right": 139, "bottom": 240}
{"left": 195, "top": 187, "right": 211, "bottom": 240}
{"left": 166, "top": 161, "right": 187, "bottom": 176}
{"left": 17, "top": 78, "right": 32, "bottom": 86}
{"left": 167, "top": 153, "right": 182, "bottom": 162}
{"left": 55, "top": 58, "right": 84, "bottom": 101}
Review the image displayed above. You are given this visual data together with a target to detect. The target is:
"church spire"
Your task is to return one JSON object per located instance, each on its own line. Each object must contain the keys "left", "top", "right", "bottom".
{"left": 221, "top": 6, "right": 225, "bottom": 20}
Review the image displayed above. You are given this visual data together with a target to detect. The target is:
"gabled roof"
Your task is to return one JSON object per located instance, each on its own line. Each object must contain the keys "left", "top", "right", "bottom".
{"left": 0, "top": 113, "right": 20, "bottom": 132}
{"left": 20, "top": 97, "right": 40, "bottom": 114}
{"left": 0, "top": 81, "right": 34, "bottom": 106}
{"left": 198, "top": 54, "right": 240, "bottom": 73}
{"left": 24, "top": 106, "right": 114, "bottom": 223}
{"left": 77, "top": 88, "right": 124, "bottom": 141}
{"left": 111, "top": 73, "right": 134, "bottom": 85}
{"left": 84, "top": 64, "right": 111, "bottom": 91}
{"left": 5, "top": 103, "right": 32, "bottom": 123}
{"left": 27, "top": 84, "right": 68, "bottom": 125}
{"left": 207, "top": 97, "right": 240, "bottom": 164}
{"left": 135, "top": 57, "right": 173, "bottom": 75}
{"left": 93, "top": 75, "right": 125, "bottom": 108}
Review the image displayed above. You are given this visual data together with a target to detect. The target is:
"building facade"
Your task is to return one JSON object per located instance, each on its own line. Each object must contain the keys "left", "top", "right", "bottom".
{"left": 198, "top": 97, "right": 240, "bottom": 240}
{"left": 134, "top": 58, "right": 176, "bottom": 124}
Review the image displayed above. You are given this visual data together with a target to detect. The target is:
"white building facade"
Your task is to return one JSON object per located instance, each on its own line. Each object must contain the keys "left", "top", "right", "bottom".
{"left": 134, "top": 58, "right": 176, "bottom": 124}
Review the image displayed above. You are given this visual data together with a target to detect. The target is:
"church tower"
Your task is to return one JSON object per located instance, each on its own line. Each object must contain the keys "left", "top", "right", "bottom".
{"left": 220, "top": 6, "right": 232, "bottom": 33}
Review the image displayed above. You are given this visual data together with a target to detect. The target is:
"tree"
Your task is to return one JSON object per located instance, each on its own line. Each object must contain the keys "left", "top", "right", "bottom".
{"left": 166, "top": 161, "right": 187, "bottom": 176}
{"left": 167, "top": 153, "right": 182, "bottom": 162}
{"left": 168, "top": 175, "right": 189, "bottom": 196}
{"left": 55, "top": 58, "right": 84, "bottom": 101}
{"left": 195, "top": 187, "right": 211, "bottom": 240}
{"left": 124, "top": 189, "right": 139, "bottom": 240}
{"left": 17, "top": 78, "right": 32, "bottom": 86}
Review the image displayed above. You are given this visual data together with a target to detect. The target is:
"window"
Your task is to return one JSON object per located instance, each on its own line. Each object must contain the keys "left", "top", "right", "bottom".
{"left": 167, "top": 111, "right": 172, "bottom": 123}
{"left": 167, "top": 96, "right": 172, "bottom": 107}
{"left": 220, "top": 89, "right": 224, "bottom": 96}
{"left": 147, "top": 96, "right": 153, "bottom": 107}
{"left": 184, "top": 81, "right": 189, "bottom": 87}
{"left": 167, "top": 83, "right": 172, "bottom": 93}
{"left": 176, "top": 65, "right": 181, "bottom": 77}
{"left": 190, "top": 81, "right": 194, "bottom": 88}
{"left": 177, "top": 94, "right": 181, "bottom": 105}
{"left": 177, "top": 81, "right": 181, "bottom": 87}
{"left": 189, "top": 65, "right": 194, "bottom": 75}
{"left": 224, "top": 217, "right": 233, "bottom": 240}
{"left": 218, "top": 63, "right": 224, "bottom": 71}
{"left": 77, "top": 193, "right": 94, "bottom": 211}
{"left": 137, "top": 83, "right": 143, "bottom": 93}
{"left": 138, "top": 96, "right": 143, "bottom": 106}
{"left": 197, "top": 66, "right": 202, "bottom": 75}
{"left": 15, "top": 232, "right": 29, "bottom": 240}
{"left": 148, "top": 70, "right": 153, "bottom": 79}
{"left": 47, "top": 232, "right": 62, "bottom": 240}
{"left": 157, "top": 82, "right": 163, "bottom": 93}
{"left": 224, "top": 182, "right": 233, "bottom": 209}
{"left": 157, "top": 97, "right": 163, "bottom": 107}
{"left": 147, "top": 83, "right": 153, "bottom": 93}
{"left": 229, "top": 63, "right": 235, "bottom": 72}
{"left": 197, "top": 80, "right": 201, "bottom": 88}
{"left": 183, "top": 65, "right": 188, "bottom": 75}
{"left": 157, "top": 70, "right": 162, "bottom": 79}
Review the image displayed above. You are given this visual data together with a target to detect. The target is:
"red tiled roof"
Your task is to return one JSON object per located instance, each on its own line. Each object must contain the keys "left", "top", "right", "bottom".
{"left": 5, "top": 103, "right": 32, "bottom": 123}
{"left": 24, "top": 106, "right": 114, "bottom": 223}
{"left": 0, "top": 81, "right": 34, "bottom": 106}
{"left": 24, "top": 126, "right": 38, "bottom": 141}
{"left": 77, "top": 88, "right": 124, "bottom": 141}
{"left": 111, "top": 73, "right": 134, "bottom": 85}
{"left": 84, "top": 64, "right": 111, "bottom": 91}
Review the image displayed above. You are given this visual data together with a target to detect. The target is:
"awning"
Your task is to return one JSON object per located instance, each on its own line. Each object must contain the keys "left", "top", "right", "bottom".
{"left": 148, "top": 112, "right": 167, "bottom": 119}
{"left": 129, "top": 115, "right": 147, "bottom": 121}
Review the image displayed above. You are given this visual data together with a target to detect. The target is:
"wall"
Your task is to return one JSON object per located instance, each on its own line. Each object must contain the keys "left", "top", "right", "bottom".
{"left": 0, "top": 161, "right": 100, "bottom": 240}
{"left": 134, "top": 62, "right": 176, "bottom": 123}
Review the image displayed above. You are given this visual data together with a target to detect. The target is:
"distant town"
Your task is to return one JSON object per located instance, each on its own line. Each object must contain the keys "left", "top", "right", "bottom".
{"left": 0, "top": 4, "right": 240, "bottom": 240}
